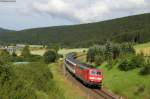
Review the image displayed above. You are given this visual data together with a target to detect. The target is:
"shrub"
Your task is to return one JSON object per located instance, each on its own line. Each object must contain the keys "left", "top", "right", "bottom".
{"left": 21, "top": 45, "right": 31, "bottom": 57}
{"left": 118, "top": 54, "right": 144, "bottom": 71}
{"left": 12, "top": 52, "right": 17, "bottom": 57}
{"left": 130, "top": 54, "right": 144, "bottom": 68}
{"left": 140, "top": 61, "right": 150, "bottom": 75}
{"left": 58, "top": 54, "right": 63, "bottom": 58}
{"left": 43, "top": 50, "right": 58, "bottom": 64}
{"left": 14, "top": 63, "right": 53, "bottom": 92}
{"left": 118, "top": 59, "right": 131, "bottom": 71}
{"left": 0, "top": 65, "right": 13, "bottom": 86}
{"left": 0, "top": 49, "right": 10, "bottom": 57}
{"left": 120, "top": 43, "right": 135, "bottom": 55}
{"left": 0, "top": 64, "right": 36, "bottom": 99}
{"left": 0, "top": 49, "right": 10, "bottom": 63}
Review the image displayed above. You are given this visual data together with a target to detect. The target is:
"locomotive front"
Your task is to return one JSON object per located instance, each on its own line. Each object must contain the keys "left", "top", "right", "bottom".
{"left": 88, "top": 69, "right": 103, "bottom": 86}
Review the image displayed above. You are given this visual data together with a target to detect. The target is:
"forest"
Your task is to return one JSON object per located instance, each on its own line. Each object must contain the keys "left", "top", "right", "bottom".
{"left": 0, "top": 13, "right": 150, "bottom": 47}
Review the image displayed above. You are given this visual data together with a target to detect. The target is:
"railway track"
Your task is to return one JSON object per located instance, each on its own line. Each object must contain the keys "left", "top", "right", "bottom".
{"left": 92, "top": 89, "right": 118, "bottom": 99}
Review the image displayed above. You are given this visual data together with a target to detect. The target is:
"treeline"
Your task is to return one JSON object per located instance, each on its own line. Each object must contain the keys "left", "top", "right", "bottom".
{"left": 87, "top": 42, "right": 150, "bottom": 75}
{"left": 0, "top": 13, "right": 150, "bottom": 47}
{"left": 0, "top": 46, "right": 64, "bottom": 99}
{"left": 0, "top": 45, "right": 61, "bottom": 64}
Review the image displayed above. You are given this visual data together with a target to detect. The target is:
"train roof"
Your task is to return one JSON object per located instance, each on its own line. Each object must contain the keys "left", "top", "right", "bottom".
{"left": 66, "top": 57, "right": 94, "bottom": 69}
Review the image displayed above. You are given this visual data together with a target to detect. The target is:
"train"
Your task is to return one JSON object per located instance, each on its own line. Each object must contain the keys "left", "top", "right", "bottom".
{"left": 65, "top": 52, "right": 103, "bottom": 88}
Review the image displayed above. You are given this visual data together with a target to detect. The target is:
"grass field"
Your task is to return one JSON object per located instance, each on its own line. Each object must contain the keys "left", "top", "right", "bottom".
{"left": 58, "top": 48, "right": 87, "bottom": 56}
{"left": 134, "top": 42, "right": 150, "bottom": 56}
{"left": 99, "top": 64, "right": 150, "bottom": 99}
{"left": 30, "top": 49, "right": 47, "bottom": 56}
{"left": 15, "top": 48, "right": 87, "bottom": 56}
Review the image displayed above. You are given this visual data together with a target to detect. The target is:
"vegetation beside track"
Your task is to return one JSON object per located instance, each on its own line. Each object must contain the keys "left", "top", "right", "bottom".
{"left": 49, "top": 62, "right": 87, "bottom": 99}
{"left": 78, "top": 54, "right": 150, "bottom": 99}
{"left": 0, "top": 45, "right": 87, "bottom": 99}
{"left": 76, "top": 42, "right": 150, "bottom": 99}
{"left": 100, "top": 63, "right": 150, "bottom": 99}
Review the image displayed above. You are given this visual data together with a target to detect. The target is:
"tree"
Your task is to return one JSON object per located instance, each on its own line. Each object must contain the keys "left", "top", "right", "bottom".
{"left": 87, "top": 47, "right": 95, "bottom": 63}
{"left": 104, "top": 41, "right": 113, "bottom": 61}
{"left": 0, "top": 49, "right": 10, "bottom": 63}
{"left": 21, "top": 46, "right": 31, "bottom": 57}
{"left": 94, "top": 54, "right": 103, "bottom": 66}
{"left": 118, "top": 54, "right": 144, "bottom": 71}
{"left": 0, "top": 49, "right": 10, "bottom": 57}
{"left": 12, "top": 52, "right": 17, "bottom": 57}
{"left": 120, "top": 43, "right": 135, "bottom": 55}
{"left": 43, "top": 50, "right": 58, "bottom": 64}
{"left": 112, "top": 44, "right": 120, "bottom": 59}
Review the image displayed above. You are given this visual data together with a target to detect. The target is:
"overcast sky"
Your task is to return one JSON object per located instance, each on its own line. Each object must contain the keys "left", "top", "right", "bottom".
{"left": 0, "top": 0, "right": 150, "bottom": 30}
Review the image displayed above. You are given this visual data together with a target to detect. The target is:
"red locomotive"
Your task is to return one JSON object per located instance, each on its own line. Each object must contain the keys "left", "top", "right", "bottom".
{"left": 65, "top": 53, "right": 103, "bottom": 88}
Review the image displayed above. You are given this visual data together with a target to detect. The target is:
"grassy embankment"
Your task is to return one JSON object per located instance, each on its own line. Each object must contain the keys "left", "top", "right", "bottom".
{"left": 100, "top": 64, "right": 150, "bottom": 99}
{"left": 49, "top": 62, "right": 87, "bottom": 99}
{"left": 101, "top": 43, "right": 150, "bottom": 99}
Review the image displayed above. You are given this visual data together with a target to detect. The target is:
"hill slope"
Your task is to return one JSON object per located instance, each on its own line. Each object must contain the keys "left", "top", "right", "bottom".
{"left": 0, "top": 28, "right": 15, "bottom": 45}
{"left": 0, "top": 13, "right": 150, "bottom": 47}
{"left": 0, "top": 28, "right": 14, "bottom": 33}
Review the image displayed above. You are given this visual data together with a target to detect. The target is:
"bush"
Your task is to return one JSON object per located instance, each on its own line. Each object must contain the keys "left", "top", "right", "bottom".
{"left": 14, "top": 63, "right": 53, "bottom": 92}
{"left": 118, "top": 54, "right": 144, "bottom": 71}
{"left": 120, "top": 43, "right": 135, "bottom": 55}
{"left": 0, "top": 49, "right": 10, "bottom": 63}
{"left": 21, "top": 45, "right": 31, "bottom": 57}
{"left": 0, "top": 49, "right": 10, "bottom": 56}
{"left": 140, "top": 61, "right": 150, "bottom": 75}
{"left": 12, "top": 52, "right": 17, "bottom": 57}
{"left": 0, "top": 65, "right": 13, "bottom": 86}
{"left": 118, "top": 59, "right": 131, "bottom": 71}
{"left": 130, "top": 54, "right": 145, "bottom": 68}
{"left": 0, "top": 64, "right": 37, "bottom": 99}
{"left": 43, "top": 50, "right": 58, "bottom": 64}
{"left": 58, "top": 54, "right": 63, "bottom": 58}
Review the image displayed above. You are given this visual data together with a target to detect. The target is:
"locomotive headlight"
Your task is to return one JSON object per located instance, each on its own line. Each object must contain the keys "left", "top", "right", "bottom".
{"left": 89, "top": 77, "right": 95, "bottom": 79}
{"left": 97, "top": 78, "right": 102, "bottom": 80}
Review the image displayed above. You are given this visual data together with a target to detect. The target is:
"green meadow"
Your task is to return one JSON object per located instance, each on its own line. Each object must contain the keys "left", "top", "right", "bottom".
{"left": 99, "top": 64, "right": 150, "bottom": 99}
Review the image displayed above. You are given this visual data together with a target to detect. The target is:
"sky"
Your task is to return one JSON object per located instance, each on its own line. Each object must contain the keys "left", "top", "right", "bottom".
{"left": 0, "top": 0, "right": 150, "bottom": 30}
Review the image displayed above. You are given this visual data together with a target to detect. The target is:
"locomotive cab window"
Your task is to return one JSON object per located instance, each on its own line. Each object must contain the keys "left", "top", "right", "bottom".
{"left": 90, "top": 70, "right": 101, "bottom": 75}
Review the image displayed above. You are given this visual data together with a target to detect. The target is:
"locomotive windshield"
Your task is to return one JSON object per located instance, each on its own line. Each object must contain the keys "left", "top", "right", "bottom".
{"left": 90, "top": 70, "right": 101, "bottom": 75}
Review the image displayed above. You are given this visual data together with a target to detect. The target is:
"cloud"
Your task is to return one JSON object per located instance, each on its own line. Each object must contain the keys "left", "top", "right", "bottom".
{"left": 13, "top": 0, "right": 150, "bottom": 23}
{"left": 31, "top": 0, "right": 150, "bottom": 23}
